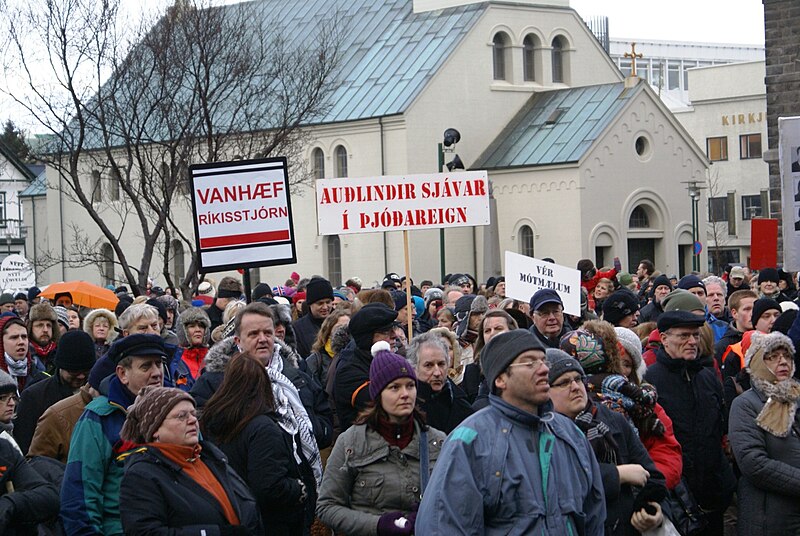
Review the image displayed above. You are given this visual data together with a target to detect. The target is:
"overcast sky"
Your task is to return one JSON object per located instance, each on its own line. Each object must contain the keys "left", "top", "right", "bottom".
{"left": 2, "top": 0, "right": 766, "bottom": 134}
{"left": 570, "top": 0, "right": 765, "bottom": 45}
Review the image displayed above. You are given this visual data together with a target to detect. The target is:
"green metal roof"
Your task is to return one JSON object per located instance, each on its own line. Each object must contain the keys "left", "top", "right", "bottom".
{"left": 19, "top": 170, "right": 46, "bottom": 197}
{"left": 72, "top": 0, "right": 487, "bottom": 150}
{"left": 474, "top": 82, "right": 637, "bottom": 169}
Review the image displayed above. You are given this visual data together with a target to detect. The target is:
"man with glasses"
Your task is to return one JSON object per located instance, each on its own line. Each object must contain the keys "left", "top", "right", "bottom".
{"left": 417, "top": 329, "right": 605, "bottom": 534}
{"left": 644, "top": 310, "right": 735, "bottom": 536}
{"left": 14, "top": 330, "right": 97, "bottom": 455}
{"left": 61, "top": 334, "right": 167, "bottom": 536}
{"left": 547, "top": 348, "right": 666, "bottom": 535}
{"left": 528, "top": 289, "right": 569, "bottom": 348}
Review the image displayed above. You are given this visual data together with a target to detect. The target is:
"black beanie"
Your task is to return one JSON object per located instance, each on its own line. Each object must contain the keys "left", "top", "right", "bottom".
{"left": 146, "top": 298, "right": 168, "bottom": 325}
{"left": 772, "top": 309, "right": 798, "bottom": 335}
{"left": 481, "top": 329, "right": 545, "bottom": 392}
{"left": 602, "top": 289, "right": 640, "bottom": 326}
{"left": 306, "top": 277, "right": 334, "bottom": 305}
{"left": 758, "top": 268, "right": 780, "bottom": 285}
{"left": 55, "top": 331, "right": 97, "bottom": 372}
{"left": 252, "top": 283, "right": 273, "bottom": 302}
{"left": 651, "top": 275, "right": 673, "bottom": 295}
{"left": 349, "top": 303, "right": 397, "bottom": 351}
{"left": 752, "top": 298, "right": 781, "bottom": 327}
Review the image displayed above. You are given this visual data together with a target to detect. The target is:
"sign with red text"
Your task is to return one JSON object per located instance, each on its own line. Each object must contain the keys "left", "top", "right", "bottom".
{"left": 504, "top": 251, "right": 581, "bottom": 316}
{"left": 189, "top": 157, "right": 296, "bottom": 272}
{"left": 315, "top": 171, "right": 490, "bottom": 235}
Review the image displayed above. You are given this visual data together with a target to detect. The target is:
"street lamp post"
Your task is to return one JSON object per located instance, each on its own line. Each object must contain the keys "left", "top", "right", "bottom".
{"left": 438, "top": 129, "right": 464, "bottom": 283}
{"left": 684, "top": 181, "right": 706, "bottom": 273}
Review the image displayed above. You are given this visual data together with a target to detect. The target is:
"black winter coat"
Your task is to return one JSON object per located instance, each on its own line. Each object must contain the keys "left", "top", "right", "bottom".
{"left": 120, "top": 441, "right": 263, "bottom": 535}
{"left": 213, "top": 414, "right": 315, "bottom": 536}
{"left": 292, "top": 314, "right": 323, "bottom": 359}
{"left": 15, "top": 373, "right": 75, "bottom": 454}
{"left": 0, "top": 438, "right": 60, "bottom": 535}
{"left": 332, "top": 340, "right": 371, "bottom": 432}
{"left": 638, "top": 301, "right": 664, "bottom": 324}
{"left": 416, "top": 380, "right": 473, "bottom": 434}
{"left": 528, "top": 324, "right": 569, "bottom": 349}
{"left": 592, "top": 403, "right": 667, "bottom": 536}
{"left": 644, "top": 348, "right": 735, "bottom": 512}
{"left": 714, "top": 323, "right": 743, "bottom": 368}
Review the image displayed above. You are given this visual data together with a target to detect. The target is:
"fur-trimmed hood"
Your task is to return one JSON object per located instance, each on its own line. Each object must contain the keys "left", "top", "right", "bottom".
{"left": 83, "top": 308, "right": 119, "bottom": 344}
{"left": 176, "top": 307, "right": 211, "bottom": 347}
{"left": 202, "top": 335, "right": 295, "bottom": 373}
{"left": 202, "top": 336, "right": 239, "bottom": 373}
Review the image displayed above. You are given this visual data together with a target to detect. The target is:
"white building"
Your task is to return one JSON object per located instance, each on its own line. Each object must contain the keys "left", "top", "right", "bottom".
{"left": 0, "top": 141, "right": 35, "bottom": 261}
{"left": 31, "top": 0, "right": 709, "bottom": 290}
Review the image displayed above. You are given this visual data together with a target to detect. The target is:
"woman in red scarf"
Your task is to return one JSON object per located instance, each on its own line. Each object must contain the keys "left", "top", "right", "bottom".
{"left": 170, "top": 307, "right": 211, "bottom": 392}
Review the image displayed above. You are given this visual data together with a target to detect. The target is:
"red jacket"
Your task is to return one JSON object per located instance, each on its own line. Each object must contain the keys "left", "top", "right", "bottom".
{"left": 643, "top": 403, "right": 683, "bottom": 490}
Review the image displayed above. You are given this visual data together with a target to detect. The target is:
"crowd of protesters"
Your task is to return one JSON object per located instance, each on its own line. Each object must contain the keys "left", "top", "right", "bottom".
{"left": 0, "top": 260, "right": 797, "bottom": 535}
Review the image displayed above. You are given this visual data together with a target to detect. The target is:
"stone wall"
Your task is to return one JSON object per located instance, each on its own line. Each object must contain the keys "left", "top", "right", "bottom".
{"left": 764, "top": 0, "right": 800, "bottom": 256}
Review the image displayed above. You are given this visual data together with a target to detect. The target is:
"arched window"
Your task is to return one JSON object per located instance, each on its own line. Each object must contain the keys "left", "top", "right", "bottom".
{"left": 177, "top": 161, "right": 189, "bottom": 195}
{"left": 171, "top": 240, "right": 184, "bottom": 282}
{"left": 629, "top": 206, "right": 650, "bottom": 228}
{"left": 552, "top": 36, "right": 565, "bottom": 83}
{"left": 518, "top": 225, "right": 534, "bottom": 257}
{"left": 492, "top": 33, "right": 509, "bottom": 81}
{"left": 101, "top": 243, "right": 114, "bottom": 286}
{"left": 91, "top": 170, "right": 102, "bottom": 203}
{"left": 335, "top": 145, "right": 348, "bottom": 177}
{"left": 326, "top": 235, "right": 342, "bottom": 286}
{"left": 109, "top": 168, "right": 120, "bottom": 201}
{"left": 312, "top": 148, "right": 325, "bottom": 180}
{"left": 523, "top": 35, "right": 536, "bottom": 81}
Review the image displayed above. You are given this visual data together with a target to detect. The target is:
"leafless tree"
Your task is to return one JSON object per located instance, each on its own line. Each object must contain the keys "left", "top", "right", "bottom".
{"left": 0, "top": 0, "right": 342, "bottom": 296}
{"left": 705, "top": 167, "right": 730, "bottom": 275}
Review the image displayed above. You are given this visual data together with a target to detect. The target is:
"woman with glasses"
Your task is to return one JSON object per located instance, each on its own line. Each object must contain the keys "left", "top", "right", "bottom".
{"left": 729, "top": 332, "right": 800, "bottom": 535}
{"left": 547, "top": 348, "right": 667, "bottom": 536}
{"left": 118, "top": 386, "right": 262, "bottom": 535}
{"left": 202, "top": 353, "right": 317, "bottom": 536}
{"left": 0, "top": 370, "right": 19, "bottom": 452}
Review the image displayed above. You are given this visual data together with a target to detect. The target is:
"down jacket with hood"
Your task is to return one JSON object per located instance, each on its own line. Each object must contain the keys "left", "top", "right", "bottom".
{"left": 83, "top": 308, "right": 118, "bottom": 359}
{"left": 190, "top": 337, "right": 333, "bottom": 449}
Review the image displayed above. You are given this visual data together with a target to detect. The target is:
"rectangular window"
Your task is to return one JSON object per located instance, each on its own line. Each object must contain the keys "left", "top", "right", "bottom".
{"left": 0, "top": 192, "right": 6, "bottom": 228}
{"left": 707, "top": 136, "right": 728, "bottom": 161}
{"left": 667, "top": 61, "right": 680, "bottom": 90}
{"left": 651, "top": 60, "right": 662, "bottom": 88}
{"left": 708, "top": 197, "right": 728, "bottom": 222}
{"left": 708, "top": 248, "right": 740, "bottom": 276}
{"left": 739, "top": 133, "right": 762, "bottom": 159}
{"left": 619, "top": 59, "right": 632, "bottom": 78}
{"left": 742, "top": 194, "right": 763, "bottom": 220}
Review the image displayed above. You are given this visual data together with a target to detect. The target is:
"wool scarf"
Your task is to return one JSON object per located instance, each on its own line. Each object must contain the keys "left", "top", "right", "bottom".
{"left": 4, "top": 354, "right": 27, "bottom": 380}
{"left": 594, "top": 373, "right": 665, "bottom": 438}
{"left": 266, "top": 355, "right": 323, "bottom": 488}
{"left": 575, "top": 400, "right": 619, "bottom": 465}
{"left": 749, "top": 348, "right": 800, "bottom": 437}
{"left": 30, "top": 340, "right": 56, "bottom": 360}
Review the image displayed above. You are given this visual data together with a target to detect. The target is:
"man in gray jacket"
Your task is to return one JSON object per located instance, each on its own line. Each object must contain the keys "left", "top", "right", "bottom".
{"left": 416, "top": 329, "right": 605, "bottom": 535}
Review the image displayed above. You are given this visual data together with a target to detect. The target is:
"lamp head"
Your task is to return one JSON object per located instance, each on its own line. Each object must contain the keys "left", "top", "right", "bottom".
{"left": 443, "top": 128, "right": 461, "bottom": 147}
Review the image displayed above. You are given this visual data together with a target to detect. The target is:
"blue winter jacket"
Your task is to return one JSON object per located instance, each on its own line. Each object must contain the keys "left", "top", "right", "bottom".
{"left": 416, "top": 395, "right": 605, "bottom": 536}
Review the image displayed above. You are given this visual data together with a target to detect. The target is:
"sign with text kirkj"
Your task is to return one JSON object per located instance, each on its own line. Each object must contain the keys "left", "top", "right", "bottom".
{"left": 504, "top": 251, "right": 581, "bottom": 316}
{"left": 315, "top": 171, "right": 490, "bottom": 235}
{"left": 189, "top": 157, "right": 296, "bottom": 273}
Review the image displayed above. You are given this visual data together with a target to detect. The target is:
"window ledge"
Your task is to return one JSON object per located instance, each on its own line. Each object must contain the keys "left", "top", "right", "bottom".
{"left": 490, "top": 82, "right": 546, "bottom": 92}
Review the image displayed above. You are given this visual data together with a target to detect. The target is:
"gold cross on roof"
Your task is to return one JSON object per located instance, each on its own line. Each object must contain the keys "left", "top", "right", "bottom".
{"left": 623, "top": 42, "right": 644, "bottom": 77}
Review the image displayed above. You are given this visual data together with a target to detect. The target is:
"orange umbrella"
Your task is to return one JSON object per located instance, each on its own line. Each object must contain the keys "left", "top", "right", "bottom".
{"left": 39, "top": 281, "right": 119, "bottom": 310}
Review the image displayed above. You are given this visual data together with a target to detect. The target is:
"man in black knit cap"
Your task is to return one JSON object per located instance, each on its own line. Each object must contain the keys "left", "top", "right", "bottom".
{"left": 293, "top": 276, "right": 334, "bottom": 358}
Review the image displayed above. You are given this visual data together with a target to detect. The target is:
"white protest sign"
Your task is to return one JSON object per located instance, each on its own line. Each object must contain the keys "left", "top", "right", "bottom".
{"left": 504, "top": 251, "right": 581, "bottom": 316}
{"left": 189, "top": 157, "right": 296, "bottom": 272}
{"left": 315, "top": 171, "right": 489, "bottom": 235}
{"left": 0, "top": 254, "right": 35, "bottom": 293}
{"left": 780, "top": 116, "right": 800, "bottom": 270}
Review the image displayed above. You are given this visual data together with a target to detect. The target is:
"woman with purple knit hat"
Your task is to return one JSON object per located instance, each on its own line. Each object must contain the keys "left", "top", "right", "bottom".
{"left": 317, "top": 341, "right": 446, "bottom": 536}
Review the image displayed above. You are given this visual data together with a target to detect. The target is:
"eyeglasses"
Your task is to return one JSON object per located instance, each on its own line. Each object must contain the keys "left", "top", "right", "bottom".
{"left": 534, "top": 309, "right": 563, "bottom": 318}
{"left": 764, "top": 351, "right": 792, "bottom": 363}
{"left": 0, "top": 394, "right": 19, "bottom": 404}
{"left": 507, "top": 359, "right": 546, "bottom": 372}
{"left": 551, "top": 375, "right": 586, "bottom": 389}
{"left": 166, "top": 410, "right": 197, "bottom": 423}
{"left": 666, "top": 331, "right": 700, "bottom": 342}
